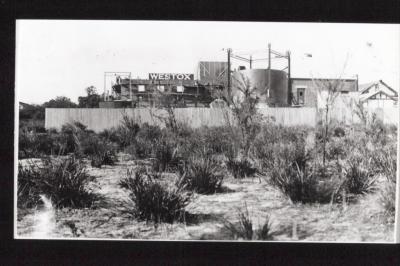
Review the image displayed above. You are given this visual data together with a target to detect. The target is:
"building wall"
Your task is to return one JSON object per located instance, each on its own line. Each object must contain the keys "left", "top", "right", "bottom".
{"left": 290, "top": 78, "right": 358, "bottom": 107}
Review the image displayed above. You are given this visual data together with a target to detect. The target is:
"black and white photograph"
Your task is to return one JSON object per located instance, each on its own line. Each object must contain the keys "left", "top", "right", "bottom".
{"left": 15, "top": 20, "right": 399, "bottom": 242}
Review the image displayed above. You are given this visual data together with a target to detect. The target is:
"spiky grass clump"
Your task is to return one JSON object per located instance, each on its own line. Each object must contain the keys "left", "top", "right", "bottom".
{"left": 343, "top": 155, "right": 377, "bottom": 196}
{"left": 223, "top": 204, "right": 274, "bottom": 241}
{"left": 373, "top": 145, "right": 397, "bottom": 219}
{"left": 152, "top": 136, "right": 181, "bottom": 172}
{"left": 269, "top": 144, "right": 336, "bottom": 204}
{"left": 182, "top": 149, "right": 224, "bottom": 194}
{"left": 226, "top": 157, "right": 257, "bottom": 179}
{"left": 18, "top": 156, "right": 100, "bottom": 209}
{"left": 119, "top": 167, "right": 192, "bottom": 224}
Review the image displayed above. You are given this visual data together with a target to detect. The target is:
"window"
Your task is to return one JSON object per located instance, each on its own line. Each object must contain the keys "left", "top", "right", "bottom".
{"left": 297, "top": 87, "right": 305, "bottom": 105}
{"left": 138, "top": 85, "right": 145, "bottom": 92}
{"left": 157, "top": 85, "right": 164, "bottom": 92}
{"left": 176, "top": 85, "right": 184, "bottom": 92}
{"left": 341, "top": 91, "right": 349, "bottom": 94}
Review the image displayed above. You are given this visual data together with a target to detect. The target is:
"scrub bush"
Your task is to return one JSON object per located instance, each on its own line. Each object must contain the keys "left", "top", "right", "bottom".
{"left": 181, "top": 149, "right": 224, "bottom": 194}
{"left": 226, "top": 157, "right": 257, "bottom": 179}
{"left": 373, "top": 145, "right": 397, "bottom": 219}
{"left": 119, "top": 167, "right": 192, "bottom": 224}
{"left": 268, "top": 143, "right": 337, "bottom": 204}
{"left": 18, "top": 156, "right": 100, "bottom": 208}
{"left": 343, "top": 155, "right": 377, "bottom": 195}
{"left": 223, "top": 204, "right": 274, "bottom": 240}
{"left": 152, "top": 134, "right": 181, "bottom": 172}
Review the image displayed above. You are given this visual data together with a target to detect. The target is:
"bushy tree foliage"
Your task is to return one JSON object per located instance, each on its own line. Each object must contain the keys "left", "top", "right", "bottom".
{"left": 43, "top": 96, "right": 78, "bottom": 108}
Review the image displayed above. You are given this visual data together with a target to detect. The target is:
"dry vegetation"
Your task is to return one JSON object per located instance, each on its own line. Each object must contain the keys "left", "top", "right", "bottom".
{"left": 17, "top": 93, "right": 397, "bottom": 241}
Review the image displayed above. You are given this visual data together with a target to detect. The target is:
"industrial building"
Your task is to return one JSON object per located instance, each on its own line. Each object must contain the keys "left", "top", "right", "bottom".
{"left": 290, "top": 78, "right": 359, "bottom": 107}
{"left": 99, "top": 45, "right": 396, "bottom": 109}
{"left": 100, "top": 61, "right": 227, "bottom": 108}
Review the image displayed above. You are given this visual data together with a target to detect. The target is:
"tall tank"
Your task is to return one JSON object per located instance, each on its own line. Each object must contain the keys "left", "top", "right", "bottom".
{"left": 232, "top": 69, "right": 288, "bottom": 106}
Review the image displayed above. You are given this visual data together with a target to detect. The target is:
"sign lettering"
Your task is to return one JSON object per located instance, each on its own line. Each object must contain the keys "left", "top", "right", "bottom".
{"left": 149, "top": 73, "right": 194, "bottom": 80}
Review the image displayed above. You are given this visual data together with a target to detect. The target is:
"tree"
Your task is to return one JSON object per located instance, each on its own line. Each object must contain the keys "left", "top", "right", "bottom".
{"left": 313, "top": 78, "right": 344, "bottom": 170}
{"left": 43, "top": 96, "right": 78, "bottom": 108}
{"left": 226, "top": 73, "right": 264, "bottom": 159}
{"left": 78, "top": 86, "right": 101, "bottom": 108}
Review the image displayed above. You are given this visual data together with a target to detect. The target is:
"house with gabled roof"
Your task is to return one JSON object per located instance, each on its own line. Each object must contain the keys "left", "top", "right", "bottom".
{"left": 358, "top": 80, "right": 398, "bottom": 108}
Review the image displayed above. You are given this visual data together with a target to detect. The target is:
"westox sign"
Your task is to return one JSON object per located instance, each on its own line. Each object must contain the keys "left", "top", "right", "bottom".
{"left": 149, "top": 73, "right": 194, "bottom": 80}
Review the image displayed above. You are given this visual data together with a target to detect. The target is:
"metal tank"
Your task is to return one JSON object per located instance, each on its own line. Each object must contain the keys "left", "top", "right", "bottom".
{"left": 232, "top": 69, "right": 288, "bottom": 106}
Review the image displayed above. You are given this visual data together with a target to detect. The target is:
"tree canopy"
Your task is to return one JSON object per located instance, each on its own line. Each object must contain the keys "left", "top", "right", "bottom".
{"left": 43, "top": 96, "right": 78, "bottom": 108}
{"left": 78, "top": 86, "right": 101, "bottom": 108}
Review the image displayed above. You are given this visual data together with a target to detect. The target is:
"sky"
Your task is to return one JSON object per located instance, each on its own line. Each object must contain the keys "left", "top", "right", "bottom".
{"left": 16, "top": 20, "right": 400, "bottom": 104}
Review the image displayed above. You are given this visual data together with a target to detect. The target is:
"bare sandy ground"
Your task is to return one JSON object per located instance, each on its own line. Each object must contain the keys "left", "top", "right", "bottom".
{"left": 17, "top": 157, "right": 394, "bottom": 242}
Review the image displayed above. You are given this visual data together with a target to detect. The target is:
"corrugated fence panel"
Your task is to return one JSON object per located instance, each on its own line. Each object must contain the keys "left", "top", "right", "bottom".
{"left": 46, "top": 106, "right": 396, "bottom": 132}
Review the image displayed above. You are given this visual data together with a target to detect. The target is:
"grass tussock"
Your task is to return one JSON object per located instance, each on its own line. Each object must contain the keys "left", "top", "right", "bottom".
{"left": 181, "top": 148, "right": 224, "bottom": 194}
{"left": 223, "top": 204, "right": 274, "bottom": 240}
{"left": 119, "top": 167, "right": 192, "bottom": 225}
{"left": 18, "top": 156, "right": 101, "bottom": 209}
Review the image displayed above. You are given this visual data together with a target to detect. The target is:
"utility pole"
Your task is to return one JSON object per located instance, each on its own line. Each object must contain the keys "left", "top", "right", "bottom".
{"left": 249, "top": 55, "right": 252, "bottom": 69}
{"left": 227, "top": 48, "right": 232, "bottom": 105}
{"left": 268, "top": 43, "right": 271, "bottom": 70}
{"left": 103, "top": 72, "right": 107, "bottom": 101}
{"left": 287, "top": 51, "right": 291, "bottom": 106}
{"left": 268, "top": 43, "right": 271, "bottom": 101}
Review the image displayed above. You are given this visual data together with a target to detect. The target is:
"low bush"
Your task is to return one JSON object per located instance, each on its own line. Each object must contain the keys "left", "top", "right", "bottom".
{"left": 60, "top": 123, "right": 84, "bottom": 155}
{"left": 199, "top": 126, "right": 233, "bottom": 155}
{"left": 119, "top": 167, "right": 192, "bottom": 224}
{"left": 224, "top": 205, "right": 253, "bottom": 240}
{"left": 268, "top": 143, "right": 337, "bottom": 204}
{"left": 343, "top": 155, "right": 377, "bottom": 196}
{"left": 226, "top": 157, "right": 257, "bottom": 179}
{"left": 18, "top": 156, "right": 100, "bottom": 208}
{"left": 254, "top": 125, "right": 310, "bottom": 172}
{"left": 223, "top": 204, "right": 274, "bottom": 240}
{"left": 380, "top": 181, "right": 396, "bottom": 220}
{"left": 182, "top": 149, "right": 224, "bottom": 194}
{"left": 18, "top": 129, "right": 66, "bottom": 159}
{"left": 372, "top": 145, "right": 397, "bottom": 219}
{"left": 152, "top": 135, "right": 181, "bottom": 172}
{"left": 256, "top": 214, "right": 274, "bottom": 241}
{"left": 114, "top": 115, "right": 141, "bottom": 148}
{"left": 326, "top": 137, "right": 347, "bottom": 161}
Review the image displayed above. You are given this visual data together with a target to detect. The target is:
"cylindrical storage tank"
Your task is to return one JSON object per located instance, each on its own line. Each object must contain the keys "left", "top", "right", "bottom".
{"left": 231, "top": 69, "right": 288, "bottom": 106}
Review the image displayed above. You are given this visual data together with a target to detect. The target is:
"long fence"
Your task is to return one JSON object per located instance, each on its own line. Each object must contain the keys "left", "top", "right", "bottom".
{"left": 45, "top": 107, "right": 317, "bottom": 132}
{"left": 45, "top": 106, "right": 397, "bottom": 132}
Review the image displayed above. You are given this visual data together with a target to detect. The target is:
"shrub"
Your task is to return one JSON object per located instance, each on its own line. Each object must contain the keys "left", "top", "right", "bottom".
{"left": 380, "top": 181, "right": 396, "bottom": 220}
{"left": 372, "top": 145, "right": 397, "bottom": 183}
{"left": 134, "top": 123, "right": 163, "bottom": 159}
{"left": 333, "top": 126, "right": 346, "bottom": 137}
{"left": 182, "top": 149, "right": 224, "bottom": 194}
{"left": 224, "top": 205, "right": 253, "bottom": 240}
{"left": 343, "top": 155, "right": 377, "bottom": 195}
{"left": 18, "top": 129, "right": 66, "bottom": 159}
{"left": 226, "top": 157, "right": 257, "bottom": 179}
{"left": 119, "top": 167, "right": 192, "bottom": 224}
{"left": 223, "top": 204, "right": 274, "bottom": 241}
{"left": 114, "top": 115, "right": 140, "bottom": 148}
{"left": 326, "top": 137, "right": 347, "bottom": 161}
{"left": 89, "top": 138, "right": 118, "bottom": 168}
{"left": 199, "top": 126, "right": 233, "bottom": 155}
{"left": 256, "top": 214, "right": 273, "bottom": 241}
{"left": 152, "top": 135, "right": 181, "bottom": 172}
{"left": 254, "top": 125, "right": 310, "bottom": 172}
{"left": 372, "top": 145, "right": 397, "bottom": 219}
{"left": 60, "top": 123, "right": 83, "bottom": 155}
{"left": 18, "top": 156, "right": 100, "bottom": 208}
{"left": 269, "top": 144, "right": 337, "bottom": 204}
{"left": 98, "top": 128, "right": 122, "bottom": 144}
